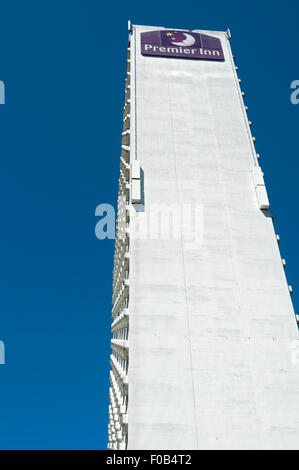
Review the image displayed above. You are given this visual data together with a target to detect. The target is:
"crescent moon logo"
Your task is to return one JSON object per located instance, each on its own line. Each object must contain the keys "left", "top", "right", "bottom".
{"left": 171, "top": 33, "right": 195, "bottom": 47}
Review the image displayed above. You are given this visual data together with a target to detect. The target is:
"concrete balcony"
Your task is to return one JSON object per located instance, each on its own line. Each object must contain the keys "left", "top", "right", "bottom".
{"left": 111, "top": 339, "right": 129, "bottom": 360}
{"left": 121, "top": 414, "right": 128, "bottom": 425}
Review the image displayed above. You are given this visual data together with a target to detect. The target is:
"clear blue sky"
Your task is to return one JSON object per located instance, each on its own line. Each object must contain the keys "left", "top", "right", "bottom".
{"left": 0, "top": 0, "right": 298, "bottom": 450}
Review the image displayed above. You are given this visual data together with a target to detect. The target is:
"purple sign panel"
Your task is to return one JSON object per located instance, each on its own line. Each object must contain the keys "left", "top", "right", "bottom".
{"left": 141, "top": 30, "right": 224, "bottom": 61}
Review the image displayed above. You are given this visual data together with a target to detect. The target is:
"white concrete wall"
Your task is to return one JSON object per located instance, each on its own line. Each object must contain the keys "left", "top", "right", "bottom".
{"left": 127, "top": 24, "right": 299, "bottom": 450}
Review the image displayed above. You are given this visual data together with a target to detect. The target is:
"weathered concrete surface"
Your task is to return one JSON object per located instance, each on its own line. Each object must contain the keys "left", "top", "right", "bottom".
{"left": 127, "top": 24, "right": 299, "bottom": 450}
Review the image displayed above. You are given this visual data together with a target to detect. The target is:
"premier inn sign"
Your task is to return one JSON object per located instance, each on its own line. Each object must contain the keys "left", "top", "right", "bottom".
{"left": 141, "top": 30, "right": 224, "bottom": 61}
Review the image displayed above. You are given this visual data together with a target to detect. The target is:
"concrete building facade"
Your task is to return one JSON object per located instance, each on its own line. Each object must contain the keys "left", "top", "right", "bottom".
{"left": 107, "top": 23, "right": 299, "bottom": 450}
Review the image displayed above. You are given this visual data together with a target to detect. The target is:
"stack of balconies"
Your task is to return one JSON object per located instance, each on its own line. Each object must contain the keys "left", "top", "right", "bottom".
{"left": 107, "top": 41, "right": 131, "bottom": 451}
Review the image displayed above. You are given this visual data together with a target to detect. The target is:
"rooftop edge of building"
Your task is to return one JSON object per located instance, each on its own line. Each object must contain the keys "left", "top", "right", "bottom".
{"left": 128, "top": 21, "right": 230, "bottom": 37}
